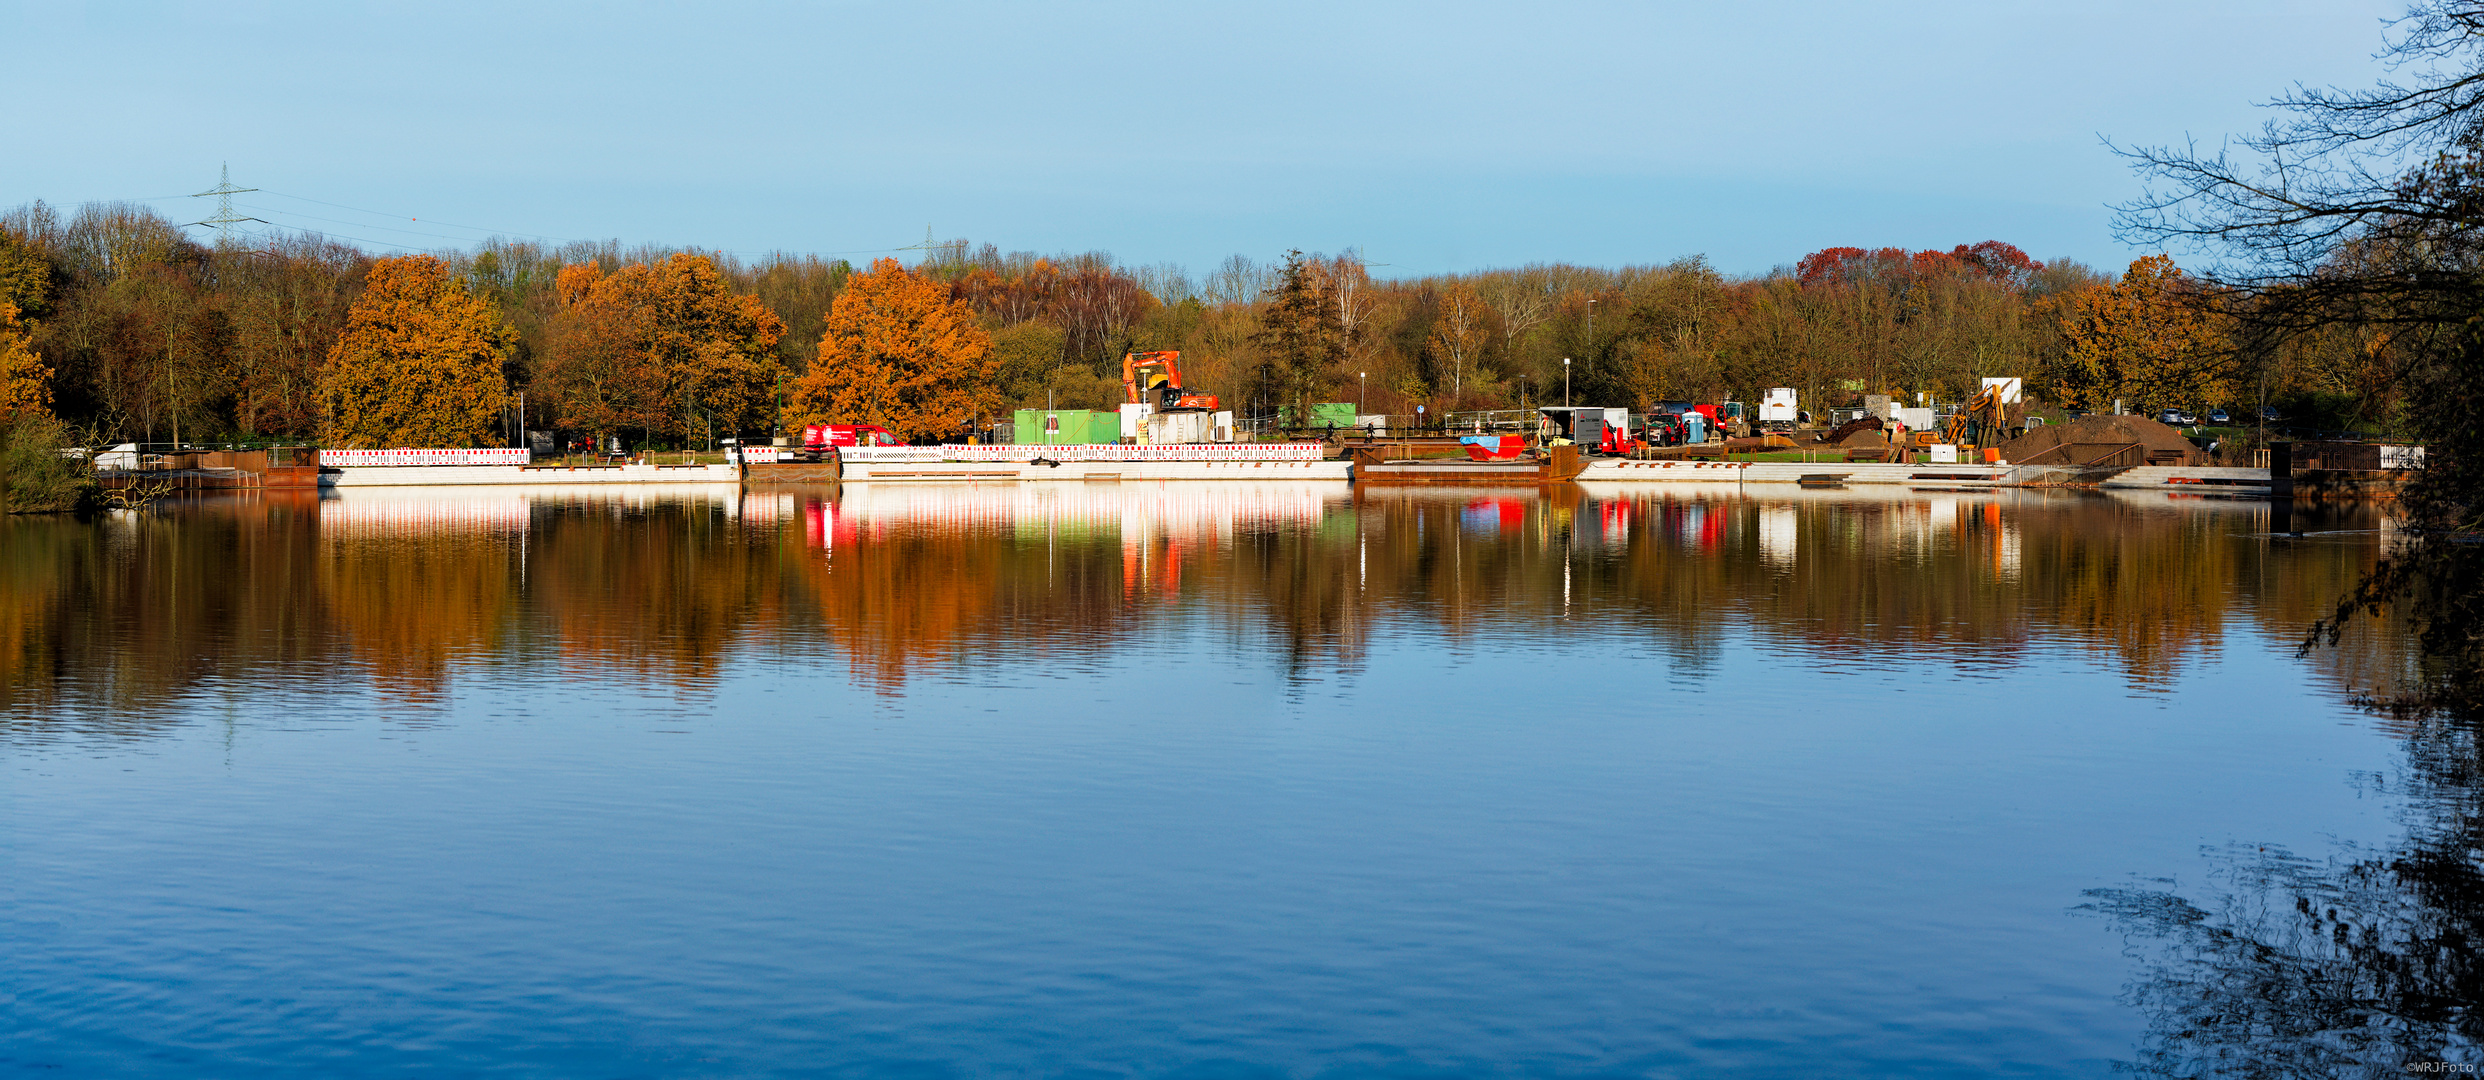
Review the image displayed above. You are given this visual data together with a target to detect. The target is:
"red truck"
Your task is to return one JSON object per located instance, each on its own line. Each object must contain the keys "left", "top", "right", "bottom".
{"left": 802, "top": 424, "right": 904, "bottom": 448}
{"left": 784, "top": 423, "right": 905, "bottom": 463}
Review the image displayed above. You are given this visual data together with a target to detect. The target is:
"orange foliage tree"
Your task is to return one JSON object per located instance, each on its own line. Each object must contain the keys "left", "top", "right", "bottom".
{"left": 542, "top": 254, "right": 786, "bottom": 447}
{"left": 787, "top": 259, "right": 996, "bottom": 440}
{"left": 318, "top": 255, "right": 513, "bottom": 448}
{"left": 0, "top": 303, "right": 51, "bottom": 419}
{"left": 2054, "top": 255, "right": 2231, "bottom": 412}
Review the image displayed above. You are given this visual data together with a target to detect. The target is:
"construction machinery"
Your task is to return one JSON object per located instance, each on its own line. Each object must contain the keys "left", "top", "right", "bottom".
{"left": 1938, "top": 383, "right": 2019, "bottom": 450}
{"left": 1123, "top": 351, "right": 1219, "bottom": 412}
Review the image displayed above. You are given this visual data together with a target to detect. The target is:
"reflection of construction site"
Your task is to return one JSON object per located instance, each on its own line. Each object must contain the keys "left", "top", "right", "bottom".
{"left": 314, "top": 486, "right": 748, "bottom": 538}
{"left": 0, "top": 484, "right": 2414, "bottom": 733}
{"left": 770, "top": 480, "right": 1344, "bottom": 547}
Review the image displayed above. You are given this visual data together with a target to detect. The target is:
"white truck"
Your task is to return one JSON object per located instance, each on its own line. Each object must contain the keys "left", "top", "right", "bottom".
{"left": 1759, "top": 388, "right": 1800, "bottom": 433}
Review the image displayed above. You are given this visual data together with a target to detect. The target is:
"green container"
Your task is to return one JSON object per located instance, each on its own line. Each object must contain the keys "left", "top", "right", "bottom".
{"left": 1013, "top": 408, "right": 1121, "bottom": 445}
{"left": 1278, "top": 403, "right": 1358, "bottom": 430}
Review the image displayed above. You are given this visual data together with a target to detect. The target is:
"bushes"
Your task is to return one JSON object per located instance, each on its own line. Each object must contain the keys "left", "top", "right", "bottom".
{"left": 1, "top": 412, "right": 99, "bottom": 513}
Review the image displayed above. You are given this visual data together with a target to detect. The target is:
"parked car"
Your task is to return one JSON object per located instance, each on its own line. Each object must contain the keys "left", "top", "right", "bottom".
{"left": 2208, "top": 408, "right": 2230, "bottom": 424}
{"left": 2260, "top": 405, "right": 2283, "bottom": 422}
{"left": 2157, "top": 408, "right": 2185, "bottom": 425}
{"left": 2178, "top": 409, "right": 2199, "bottom": 424}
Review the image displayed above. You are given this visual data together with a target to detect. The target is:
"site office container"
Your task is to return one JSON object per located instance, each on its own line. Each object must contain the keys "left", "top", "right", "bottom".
{"left": 1012, "top": 408, "right": 1122, "bottom": 445}
{"left": 1277, "top": 403, "right": 1358, "bottom": 429}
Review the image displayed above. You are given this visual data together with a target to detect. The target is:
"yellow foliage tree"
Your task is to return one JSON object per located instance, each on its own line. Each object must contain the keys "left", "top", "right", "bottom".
{"left": 787, "top": 259, "right": 996, "bottom": 440}
{"left": 544, "top": 253, "right": 786, "bottom": 446}
{"left": 2054, "top": 255, "right": 2231, "bottom": 412}
{"left": 319, "top": 256, "right": 513, "bottom": 448}
{"left": 0, "top": 303, "right": 51, "bottom": 419}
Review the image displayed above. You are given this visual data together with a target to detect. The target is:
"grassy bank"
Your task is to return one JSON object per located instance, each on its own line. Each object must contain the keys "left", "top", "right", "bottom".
{"left": 2, "top": 413, "right": 100, "bottom": 514}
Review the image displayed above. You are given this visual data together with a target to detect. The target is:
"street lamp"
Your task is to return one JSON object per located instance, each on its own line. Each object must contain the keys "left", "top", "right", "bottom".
{"left": 1563, "top": 357, "right": 1571, "bottom": 407}
{"left": 1359, "top": 371, "right": 1366, "bottom": 414}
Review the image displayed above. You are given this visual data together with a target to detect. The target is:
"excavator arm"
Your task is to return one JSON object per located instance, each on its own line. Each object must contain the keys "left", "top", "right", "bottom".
{"left": 1122, "top": 351, "right": 1219, "bottom": 411}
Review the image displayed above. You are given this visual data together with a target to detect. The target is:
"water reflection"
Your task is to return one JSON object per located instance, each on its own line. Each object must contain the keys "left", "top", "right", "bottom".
{"left": 2083, "top": 714, "right": 2484, "bottom": 1073}
{"left": 0, "top": 483, "right": 2409, "bottom": 733}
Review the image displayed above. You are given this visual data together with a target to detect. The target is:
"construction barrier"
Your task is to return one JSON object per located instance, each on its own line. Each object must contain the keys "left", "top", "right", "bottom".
{"left": 842, "top": 443, "right": 1328, "bottom": 464}
{"left": 320, "top": 448, "right": 532, "bottom": 467}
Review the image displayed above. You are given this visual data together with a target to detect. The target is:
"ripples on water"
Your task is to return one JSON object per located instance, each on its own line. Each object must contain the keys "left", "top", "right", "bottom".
{"left": 0, "top": 482, "right": 2461, "bottom": 1076}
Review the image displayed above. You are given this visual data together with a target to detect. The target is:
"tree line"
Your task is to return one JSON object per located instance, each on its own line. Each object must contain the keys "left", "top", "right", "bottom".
{"left": 0, "top": 197, "right": 2412, "bottom": 448}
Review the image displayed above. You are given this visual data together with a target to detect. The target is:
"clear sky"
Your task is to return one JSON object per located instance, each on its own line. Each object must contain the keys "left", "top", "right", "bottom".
{"left": 6, "top": 0, "right": 2410, "bottom": 278}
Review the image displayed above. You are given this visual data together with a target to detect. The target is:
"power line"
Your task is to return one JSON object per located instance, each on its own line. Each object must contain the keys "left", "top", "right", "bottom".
{"left": 237, "top": 202, "right": 499, "bottom": 244}
{"left": 185, "top": 164, "right": 264, "bottom": 248}
{"left": 253, "top": 187, "right": 912, "bottom": 259}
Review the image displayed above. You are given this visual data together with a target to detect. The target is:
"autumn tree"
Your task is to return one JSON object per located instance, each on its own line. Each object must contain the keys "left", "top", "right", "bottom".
{"left": 0, "top": 304, "right": 50, "bottom": 419}
{"left": 1426, "top": 282, "right": 1493, "bottom": 401}
{"left": 0, "top": 226, "right": 51, "bottom": 321}
{"left": 318, "top": 255, "right": 514, "bottom": 448}
{"left": 543, "top": 253, "right": 786, "bottom": 447}
{"left": 1251, "top": 251, "right": 1347, "bottom": 419}
{"left": 786, "top": 259, "right": 996, "bottom": 441}
{"left": 2052, "top": 255, "right": 2231, "bottom": 411}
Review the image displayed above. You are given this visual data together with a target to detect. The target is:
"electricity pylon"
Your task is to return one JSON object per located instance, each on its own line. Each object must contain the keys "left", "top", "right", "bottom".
{"left": 188, "top": 164, "right": 263, "bottom": 249}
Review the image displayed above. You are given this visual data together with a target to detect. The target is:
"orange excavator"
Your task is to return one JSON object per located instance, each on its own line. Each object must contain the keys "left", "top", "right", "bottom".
{"left": 1123, "top": 351, "right": 1220, "bottom": 411}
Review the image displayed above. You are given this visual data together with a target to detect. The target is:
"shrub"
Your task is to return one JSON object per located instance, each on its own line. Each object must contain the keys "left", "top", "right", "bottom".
{"left": 1, "top": 412, "right": 100, "bottom": 514}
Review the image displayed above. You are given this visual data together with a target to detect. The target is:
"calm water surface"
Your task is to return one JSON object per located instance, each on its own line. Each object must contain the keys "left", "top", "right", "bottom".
{"left": 0, "top": 482, "right": 2451, "bottom": 1076}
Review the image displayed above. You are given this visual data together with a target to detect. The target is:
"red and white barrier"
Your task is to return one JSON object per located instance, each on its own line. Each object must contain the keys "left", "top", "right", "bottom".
{"left": 839, "top": 442, "right": 1328, "bottom": 463}
{"left": 320, "top": 448, "right": 532, "bottom": 467}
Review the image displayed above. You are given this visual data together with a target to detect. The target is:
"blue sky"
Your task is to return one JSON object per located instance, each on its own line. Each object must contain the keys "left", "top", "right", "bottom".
{"left": 6, "top": 0, "right": 2408, "bottom": 278}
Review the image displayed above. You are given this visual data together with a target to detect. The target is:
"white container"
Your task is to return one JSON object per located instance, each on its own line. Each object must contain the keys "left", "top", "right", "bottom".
{"left": 1929, "top": 444, "right": 1959, "bottom": 464}
{"left": 1759, "top": 388, "right": 1798, "bottom": 425}
{"left": 1147, "top": 411, "right": 1214, "bottom": 445}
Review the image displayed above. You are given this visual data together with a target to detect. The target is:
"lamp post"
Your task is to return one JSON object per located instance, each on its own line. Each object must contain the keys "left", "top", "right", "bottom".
{"left": 1359, "top": 371, "right": 1366, "bottom": 414}
{"left": 1563, "top": 357, "right": 1571, "bottom": 407}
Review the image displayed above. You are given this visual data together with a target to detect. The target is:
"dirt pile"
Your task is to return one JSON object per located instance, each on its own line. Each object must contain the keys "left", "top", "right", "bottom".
{"left": 1820, "top": 415, "right": 1885, "bottom": 445}
{"left": 1998, "top": 415, "right": 2205, "bottom": 467}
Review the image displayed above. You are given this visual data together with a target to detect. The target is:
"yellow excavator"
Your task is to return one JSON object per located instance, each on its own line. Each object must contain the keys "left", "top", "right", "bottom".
{"left": 1940, "top": 384, "right": 2016, "bottom": 450}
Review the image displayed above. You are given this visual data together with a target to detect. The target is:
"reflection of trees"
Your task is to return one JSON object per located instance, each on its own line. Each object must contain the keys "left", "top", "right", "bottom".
{"left": 1572, "top": 490, "right": 2404, "bottom": 694}
{"left": 0, "top": 485, "right": 2416, "bottom": 730}
{"left": 2083, "top": 716, "right": 2484, "bottom": 1075}
{"left": 521, "top": 500, "right": 790, "bottom": 690}
{"left": 0, "top": 501, "right": 335, "bottom": 736}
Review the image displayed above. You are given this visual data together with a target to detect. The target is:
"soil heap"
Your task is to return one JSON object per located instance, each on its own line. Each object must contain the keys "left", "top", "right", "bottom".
{"left": 1819, "top": 415, "right": 1885, "bottom": 446}
{"left": 1998, "top": 415, "right": 2206, "bottom": 467}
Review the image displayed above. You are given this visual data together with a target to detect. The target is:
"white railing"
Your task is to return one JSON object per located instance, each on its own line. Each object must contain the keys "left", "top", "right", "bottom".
{"left": 320, "top": 448, "right": 531, "bottom": 467}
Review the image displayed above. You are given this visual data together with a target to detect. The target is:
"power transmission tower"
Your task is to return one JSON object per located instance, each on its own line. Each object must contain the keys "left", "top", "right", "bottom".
{"left": 896, "top": 225, "right": 965, "bottom": 269}
{"left": 187, "top": 164, "right": 264, "bottom": 249}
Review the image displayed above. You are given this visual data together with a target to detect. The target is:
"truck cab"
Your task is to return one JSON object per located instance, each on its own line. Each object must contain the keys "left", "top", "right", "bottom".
{"left": 802, "top": 424, "right": 905, "bottom": 448}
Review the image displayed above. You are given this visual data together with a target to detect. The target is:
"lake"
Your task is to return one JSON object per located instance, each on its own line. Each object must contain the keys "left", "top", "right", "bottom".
{"left": 0, "top": 482, "right": 2456, "bottom": 1077}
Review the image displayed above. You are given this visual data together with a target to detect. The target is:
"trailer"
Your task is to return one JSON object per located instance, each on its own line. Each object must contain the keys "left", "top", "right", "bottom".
{"left": 1759, "top": 388, "right": 1799, "bottom": 433}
